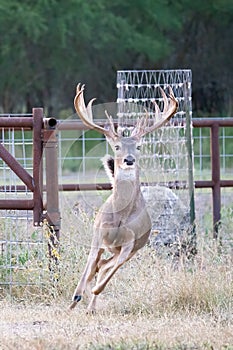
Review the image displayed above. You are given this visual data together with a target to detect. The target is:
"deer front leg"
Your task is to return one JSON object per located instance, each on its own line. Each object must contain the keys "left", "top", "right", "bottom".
{"left": 69, "top": 246, "right": 104, "bottom": 310}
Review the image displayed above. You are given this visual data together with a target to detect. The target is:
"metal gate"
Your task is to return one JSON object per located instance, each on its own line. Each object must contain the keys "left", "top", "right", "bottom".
{"left": 0, "top": 110, "right": 60, "bottom": 295}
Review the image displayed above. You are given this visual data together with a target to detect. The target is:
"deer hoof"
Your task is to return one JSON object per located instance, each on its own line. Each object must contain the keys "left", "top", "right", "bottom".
{"left": 86, "top": 308, "right": 96, "bottom": 315}
{"left": 69, "top": 295, "right": 82, "bottom": 310}
{"left": 73, "top": 295, "right": 82, "bottom": 302}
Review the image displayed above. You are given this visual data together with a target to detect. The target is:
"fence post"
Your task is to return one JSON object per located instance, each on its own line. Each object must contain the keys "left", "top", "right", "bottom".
{"left": 211, "top": 123, "right": 221, "bottom": 238}
{"left": 33, "top": 108, "right": 44, "bottom": 226}
{"left": 184, "top": 81, "right": 196, "bottom": 255}
{"left": 43, "top": 118, "right": 61, "bottom": 264}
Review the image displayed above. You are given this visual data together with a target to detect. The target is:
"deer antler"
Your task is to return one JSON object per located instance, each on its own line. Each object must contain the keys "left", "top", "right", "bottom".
{"left": 131, "top": 86, "right": 178, "bottom": 138}
{"left": 74, "top": 84, "right": 118, "bottom": 139}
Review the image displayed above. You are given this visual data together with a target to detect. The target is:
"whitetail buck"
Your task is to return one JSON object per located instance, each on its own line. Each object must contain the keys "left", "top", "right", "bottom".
{"left": 69, "top": 83, "right": 178, "bottom": 312}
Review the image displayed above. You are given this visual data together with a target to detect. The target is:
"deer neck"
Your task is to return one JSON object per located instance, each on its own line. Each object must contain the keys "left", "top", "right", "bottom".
{"left": 112, "top": 165, "right": 140, "bottom": 215}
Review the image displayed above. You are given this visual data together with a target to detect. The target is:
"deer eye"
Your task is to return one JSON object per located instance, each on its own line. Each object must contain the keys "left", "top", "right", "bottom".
{"left": 136, "top": 145, "right": 141, "bottom": 150}
{"left": 115, "top": 145, "right": 120, "bottom": 151}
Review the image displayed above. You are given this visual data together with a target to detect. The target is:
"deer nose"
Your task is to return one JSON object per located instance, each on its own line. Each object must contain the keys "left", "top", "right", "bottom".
{"left": 124, "top": 155, "right": 135, "bottom": 166}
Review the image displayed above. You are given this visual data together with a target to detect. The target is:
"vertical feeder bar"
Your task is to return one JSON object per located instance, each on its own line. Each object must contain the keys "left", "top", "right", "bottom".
{"left": 211, "top": 123, "right": 221, "bottom": 238}
{"left": 43, "top": 118, "right": 60, "bottom": 263}
{"left": 184, "top": 82, "right": 196, "bottom": 224}
{"left": 33, "top": 108, "right": 44, "bottom": 226}
{"left": 184, "top": 81, "right": 196, "bottom": 254}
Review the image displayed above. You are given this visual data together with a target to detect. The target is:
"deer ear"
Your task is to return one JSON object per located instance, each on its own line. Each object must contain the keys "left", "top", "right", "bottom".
{"left": 101, "top": 155, "right": 114, "bottom": 182}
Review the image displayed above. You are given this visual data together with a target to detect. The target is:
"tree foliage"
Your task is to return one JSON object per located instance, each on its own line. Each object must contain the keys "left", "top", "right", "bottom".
{"left": 0, "top": 0, "right": 232, "bottom": 116}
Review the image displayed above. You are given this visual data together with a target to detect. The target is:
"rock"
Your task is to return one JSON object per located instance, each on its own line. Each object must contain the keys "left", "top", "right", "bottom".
{"left": 142, "top": 185, "right": 193, "bottom": 254}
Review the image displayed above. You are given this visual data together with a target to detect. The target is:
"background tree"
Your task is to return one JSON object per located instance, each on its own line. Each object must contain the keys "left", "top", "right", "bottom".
{"left": 166, "top": 0, "right": 233, "bottom": 116}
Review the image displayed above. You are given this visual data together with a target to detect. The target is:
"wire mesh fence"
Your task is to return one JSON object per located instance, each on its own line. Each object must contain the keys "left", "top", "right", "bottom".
{"left": 193, "top": 124, "right": 233, "bottom": 235}
{"left": 193, "top": 126, "right": 233, "bottom": 179}
{"left": 0, "top": 124, "right": 47, "bottom": 297}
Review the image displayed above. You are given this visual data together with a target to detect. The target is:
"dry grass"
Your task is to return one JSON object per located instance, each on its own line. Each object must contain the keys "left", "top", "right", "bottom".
{"left": 0, "top": 201, "right": 233, "bottom": 350}
{"left": 1, "top": 302, "right": 232, "bottom": 350}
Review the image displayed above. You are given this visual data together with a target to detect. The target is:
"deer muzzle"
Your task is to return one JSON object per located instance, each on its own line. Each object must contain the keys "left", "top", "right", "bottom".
{"left": 124, "top": 155, "right": 135, "bottom": 166}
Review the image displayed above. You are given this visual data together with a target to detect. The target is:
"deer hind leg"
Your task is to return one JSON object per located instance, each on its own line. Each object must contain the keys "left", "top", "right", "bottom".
{"left": 95, "top": 254, "right": 118, "bottom": 285}
{"left": 92, "top": 239, "right": 135, "bottom": 296}
{"left": 87, "top": 248, "right": 131, "bottom": 312}
{"left": 86, "top": 254, "right": 117, "bottom": 313}
{"left": 69, "top": 247, "right": 104, "bottom": 310}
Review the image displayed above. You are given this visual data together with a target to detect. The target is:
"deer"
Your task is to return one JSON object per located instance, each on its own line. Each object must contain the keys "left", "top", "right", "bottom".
{"left": 69, "top": 83, "right": 178, "bottom": 312}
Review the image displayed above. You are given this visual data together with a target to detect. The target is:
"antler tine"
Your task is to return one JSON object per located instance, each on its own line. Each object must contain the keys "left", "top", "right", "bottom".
{"left": 104, "top": 110, "right": 113, "bottom": 127}
{"left": 153, "top": 99, "right": 161, "bottom": 116}
{"left": 131, "top": 112, "right": 148, "bottom": 138}
{"left": 74, "top": 83, "right": 117, "bottom": 139}
{"left": 168, "top": 85, "right": 176, "bottom": 101}
{"left": 159, "top": 86, "right": 169, "bottom": 113}
{"left": 104, "top": 110, "right": 118, "bottom": 137}
{"left": 76, "top": 83, "right": 84, "bottom": 95}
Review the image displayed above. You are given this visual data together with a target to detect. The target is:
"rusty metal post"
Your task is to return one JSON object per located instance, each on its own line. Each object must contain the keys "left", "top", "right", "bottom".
{"left": 43, "top": 118, "right": 61, "bottom": 266}
{"left": 33, "top": 108, "right": 44, "bottom": 226}
{"left": 211, "top": 123, "right": 221, "bottom": 238}
{"left": 43, "top": 119, "right": 60, "bottom": 231}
